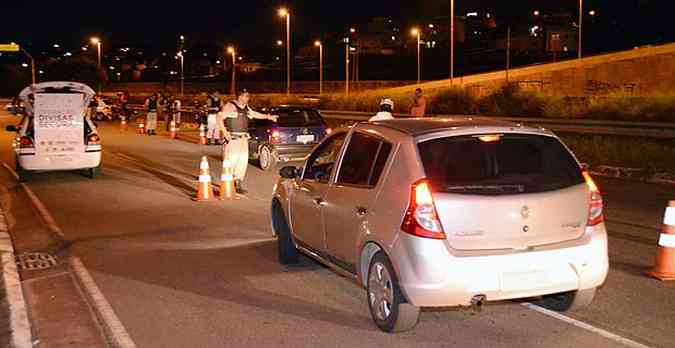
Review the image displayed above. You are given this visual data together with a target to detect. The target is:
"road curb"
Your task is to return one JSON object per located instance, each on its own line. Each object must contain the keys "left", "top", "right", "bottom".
{"left": 0, "top": 207, "right": 33, "bottom": 348}
{"left": 69, "top": 257, "right": 137, "bottom": 348}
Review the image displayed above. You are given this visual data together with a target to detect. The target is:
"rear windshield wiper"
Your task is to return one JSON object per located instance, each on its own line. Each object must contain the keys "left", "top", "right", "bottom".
{"left": 444, "top": 184, "right": 525, "bottom": 194}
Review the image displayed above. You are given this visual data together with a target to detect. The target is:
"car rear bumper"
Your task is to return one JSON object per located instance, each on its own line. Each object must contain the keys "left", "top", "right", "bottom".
{"left": 17, "top": 150, "right": 102, "bottom": 171}
{"left": 392, "top": 224, "right": 609, "bottom": 307}
{"left": 273, "top": 143, "right": 317, "bottom": 162}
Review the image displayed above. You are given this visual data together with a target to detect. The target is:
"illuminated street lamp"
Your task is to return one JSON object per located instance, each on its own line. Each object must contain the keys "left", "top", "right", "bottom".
{"left": 227, "top": 46, "right": 236, "bottom": 95}
{"left": 314, "top": 40, "right": 323, "bottom": 95}
{"left": 276, "top": 40, "right": 283, "bottom": 47}
{"left": 278, "top": 7, "right": 291, "bottom": 95}
{"left": 90, "top": 37, "right": 102, "bottom": 93}
{"left": 533, "top": 10, "right": 540, "bottom": 16}
{"left": 411, "top": 28, "right": 421, "bottom": 84}
{"left": 588, "top": 10, "right": 596, "bottom": 16}
{"left": 343, "top": 37, "right": 349, "bottom": 95}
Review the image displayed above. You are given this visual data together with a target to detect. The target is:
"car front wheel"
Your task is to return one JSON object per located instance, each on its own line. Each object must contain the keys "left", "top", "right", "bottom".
{"left": 536, "top": 287, "right": 597, "bottom": 312}
{"left": 367, "top": 251, "right": 420, "bottom": 332}
{"left": 258, "top": 145, "right": 277, "bottom": 171}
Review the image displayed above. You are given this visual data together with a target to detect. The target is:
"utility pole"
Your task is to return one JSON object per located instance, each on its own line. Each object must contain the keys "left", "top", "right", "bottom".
{"left": 578, "top": 0, "right": 583, "bottom": 59}
{"left": 506, "top": 25, "right": 511, "bottom": 83}
{"left": 450, "top": 0, "right": 455, "bottom": 84}
{"left": 344, "top": 38, "right": 350, "bottom": 95}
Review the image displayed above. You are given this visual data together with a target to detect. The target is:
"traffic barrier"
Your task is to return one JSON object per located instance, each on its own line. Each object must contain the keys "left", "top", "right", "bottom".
{"left": 219, "top": 159, "right": 235, "bottom": 200}
{"left": 647, "top": 200, "right": 675, "bottom": 281}
{"left": 169, "top": 120, "right": 177, "bottom": 139}
{"left": 120, "top": 116, "right": 128, "bottom": 131}
{"left": 194, "top": 156, "right": 214, "bottom": 201}
{"left": 199, "top": 124, "right": 207, "bottom": 145}
{"left": 137, "top": 120, "right": 145, "bottom": 135}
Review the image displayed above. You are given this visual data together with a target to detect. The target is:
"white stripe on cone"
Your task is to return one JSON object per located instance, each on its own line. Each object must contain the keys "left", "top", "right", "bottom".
{"left": 664, "top": 206, "right": 675, "bottom": 226}
{"left": 198, "top": 175, "right": 212, "bottom": 183}
{"left": 659, "top": 233, "right": 675, "bottom": 248}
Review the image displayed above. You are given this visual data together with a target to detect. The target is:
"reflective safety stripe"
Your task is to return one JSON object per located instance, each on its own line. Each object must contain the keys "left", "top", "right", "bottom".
{"left": 659, "top": 233, "right": 675, "bottom": 248}
{"left": 664, "top": 207, "right": 675, "bottom": 226}
{"left": 221, "top": 174, "right": 234, "bottom": 181}
{"left": 199, "top": 175, "right": 212, "bottom": 183}
{"left": 200, "top": 162, "right": 209, "bottom": 170}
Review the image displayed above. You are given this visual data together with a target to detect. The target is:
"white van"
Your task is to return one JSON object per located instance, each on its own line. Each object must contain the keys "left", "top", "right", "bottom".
{"left": 6, "top": 82, "right": 102, "bottom": 180}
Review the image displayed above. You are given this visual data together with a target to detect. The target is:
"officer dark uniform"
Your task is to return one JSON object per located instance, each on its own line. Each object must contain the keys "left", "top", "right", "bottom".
{"left": 206, "top": 93, "right": 222, "bottom": 145}
{"left": 218, "top": 89, "right": 278, "bottom": 194}
{"left": 145, "top": 95, "right": 159, "bottom": 135}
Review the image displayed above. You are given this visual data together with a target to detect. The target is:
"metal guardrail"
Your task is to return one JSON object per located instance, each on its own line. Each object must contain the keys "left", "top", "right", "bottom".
{"left": 319, "top": 110, "right": 675, "bottom": 139}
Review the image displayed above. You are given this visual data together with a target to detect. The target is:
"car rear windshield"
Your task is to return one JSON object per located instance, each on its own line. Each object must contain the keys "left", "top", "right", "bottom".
{"left": 276, "top": 109, "right": 324, "bottom": 127}
{"left": 418, "top": 133, "right": 584, "bottom": 195}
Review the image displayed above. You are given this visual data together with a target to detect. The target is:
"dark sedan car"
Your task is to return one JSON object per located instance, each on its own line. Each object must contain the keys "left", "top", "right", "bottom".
{"left": 248, "top": 106, "right": 331, "bottom": 170}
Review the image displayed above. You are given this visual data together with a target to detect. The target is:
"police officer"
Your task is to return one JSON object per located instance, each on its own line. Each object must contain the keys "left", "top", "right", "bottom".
{"left": 206, "top": 92, "right": 222, "bottom": 145}
{"left": 144, "top": 93, "right": 159, "bottom": 135}
{"left": 218, "top": 89, "right": 278, "bottom": 194}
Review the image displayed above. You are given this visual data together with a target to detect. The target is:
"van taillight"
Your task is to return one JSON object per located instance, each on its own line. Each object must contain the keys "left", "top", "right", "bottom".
{"left": 19, "top": 136, "right": 34, "bottom": 148}
{"left": 401, "top": 179, "right": 446, "bottom": 239}
{"left": 583, "top": 171, "right": 604, "bottom": 226}
{"left": 87, "top": 134, "right": 101, "bottom": 145}
{"left": 325, "top": 128, "right": 333, "bottom": 135}
{"left": 268, "top": 129, "right": 281, "bottom": 144}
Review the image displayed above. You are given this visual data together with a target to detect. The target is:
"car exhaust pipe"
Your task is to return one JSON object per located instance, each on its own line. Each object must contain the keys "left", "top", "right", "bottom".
{"left": 471, "top": 294, "right": 486, "bottom": 312}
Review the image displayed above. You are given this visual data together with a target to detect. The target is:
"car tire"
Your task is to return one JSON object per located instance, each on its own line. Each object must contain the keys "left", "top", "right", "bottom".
{"left": 16, "top": 160, "right": 28, "bottom": 182}
{"left": 536, "top": 287, "right": 597, "bottom": 312}
{"left": 258, "top": 145, "right": 277, "bottom": 171}
{"left": 273, "top": 201, "right": 298, "bottom": 264}
{"left": 367, "top": 251, "right": 420, "bottom": 332}
{"left": 87, "top": 166, "right": 99, "bottom": 179}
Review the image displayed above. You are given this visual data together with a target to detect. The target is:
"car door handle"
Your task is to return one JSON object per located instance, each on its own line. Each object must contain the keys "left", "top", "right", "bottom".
{"left": 314, "top": 198, "right": 327, "bottom": 206}
{"left": 355, "top": 206, "right": 368, "bottom": 217}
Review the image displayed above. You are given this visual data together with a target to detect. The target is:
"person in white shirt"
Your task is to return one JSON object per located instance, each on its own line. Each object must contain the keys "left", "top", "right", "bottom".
{"left": 369, "top": 98, "right": 395, "bottom": 121}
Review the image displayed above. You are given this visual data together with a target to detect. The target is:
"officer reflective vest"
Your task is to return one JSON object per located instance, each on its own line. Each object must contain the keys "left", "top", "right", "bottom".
{"left": 226, "top": 101, "right": 249, "bottom": 133}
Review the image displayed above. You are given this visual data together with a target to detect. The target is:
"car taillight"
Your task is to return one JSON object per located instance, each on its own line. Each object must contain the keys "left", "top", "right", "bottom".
{"left": 325, "top": 128, "right": 332, "bottom": 135}
{"left": 19, "top": 136, "right": 34, "bottom": 148}
{"left": 583, "top": 171, "right": 604, "bottom": 226}
{"left": 401, "top": 179, "right": 446, "bottom": 240}
{"left": 268, "top": 130, "right": 281, "bottom": 144}
{"left": 88, "top": 134, "right": 101, "bottom": 145}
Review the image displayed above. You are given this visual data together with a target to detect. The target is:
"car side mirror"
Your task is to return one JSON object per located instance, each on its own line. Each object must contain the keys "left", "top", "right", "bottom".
{"left": 279, "top": 166, "right": 298, "bottom": 179}
{"left": 5, "top": 125, "right": 17, "bottom": 132}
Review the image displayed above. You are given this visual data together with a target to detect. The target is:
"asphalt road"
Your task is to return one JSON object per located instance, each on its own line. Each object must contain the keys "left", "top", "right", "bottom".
{"left": 1, "top": 110, "right": 674, "bottom": 348}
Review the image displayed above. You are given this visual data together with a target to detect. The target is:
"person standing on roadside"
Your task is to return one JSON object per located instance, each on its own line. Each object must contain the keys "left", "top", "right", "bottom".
{"left": 206, "top": 92, "right": 222, "bottom": 145}
{"left": 369, "top": 98, "right": 395, "bottom": 121}
{"left": 144, "top": 93, "right": 159, "bottom": 135}
{"left": 217, "top": 89, "right": 278, "bottom": 194}
{"left": 171, "top": 96, "right": 182, "bottom": 128}
{"left": 409, "top": 88, "right": 427, "bottom": 117}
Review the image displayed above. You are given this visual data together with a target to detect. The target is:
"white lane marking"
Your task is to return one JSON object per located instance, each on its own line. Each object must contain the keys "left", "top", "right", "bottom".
{"left": 2, "top": 162, "right": 20, "bottom": 181}
{"left": 0, "top": 209, "right": 33, "bottom": 348}
{"left": 522, "top": 303, "right": 652, "bottom": 348}
{"left": 70, "top": 257, "right": 138, "bottom": 348}
{"left": 20, "top": 183, "right": 65, "bottom": 239}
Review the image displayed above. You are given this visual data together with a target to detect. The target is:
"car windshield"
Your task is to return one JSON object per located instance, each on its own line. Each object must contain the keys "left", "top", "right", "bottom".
{"left": 276, "top": 109, "right": 323, "bottom": 127}
{"left": 418, "top": 133, "right": 584, "bottom": 195}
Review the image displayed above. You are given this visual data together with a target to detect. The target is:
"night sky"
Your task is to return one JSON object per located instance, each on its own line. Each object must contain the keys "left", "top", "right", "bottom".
{"left": 0, "top": 1, "right": 671, "bottom": 53}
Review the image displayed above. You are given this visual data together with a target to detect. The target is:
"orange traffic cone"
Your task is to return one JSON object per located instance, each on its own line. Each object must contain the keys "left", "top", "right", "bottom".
{"left": 137, "top": 120, "right": 145, "bottom": 134}
{"left": 648, "top": 200, "right": 675, "bottom": 281}
{"left": 199, "top": 124, "right": 207, "bottom": 145}
{"left": 219, "top": 159, "right": 236, "bottom": 200}
{"left": 120, "top": 116, "right": 128, "bottom": 131}
{"left": 169, "top": 120, "right": 177, "bottom": 139}
{"left": 194, "top": 156, "right": 214, "bottom": 201}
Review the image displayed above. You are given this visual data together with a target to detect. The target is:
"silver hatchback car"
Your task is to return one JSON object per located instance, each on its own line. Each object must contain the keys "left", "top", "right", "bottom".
{"left": 271, "top": 118, "right": 608, "bottom": 332}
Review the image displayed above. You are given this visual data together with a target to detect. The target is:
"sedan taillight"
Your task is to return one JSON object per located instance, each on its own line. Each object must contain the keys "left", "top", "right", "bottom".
{"left": 87, "top": 134, "right": 101, "bottom": 145}
{"left": 401, "top": 179, "right": 446, "bottom": 240}
{"left": 19, "top": 136, "right": 34, "bottom": 148}
{"left": 583, "top": 171, "right": 604, "bottom": 227}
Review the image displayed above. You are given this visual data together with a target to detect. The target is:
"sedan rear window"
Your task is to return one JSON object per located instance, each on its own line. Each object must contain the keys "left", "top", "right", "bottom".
{"left": 418, "top": 134, "right": 584, "bottom": 195}
{"left": 276, "top": 109, "right": 324, "bottom": 127}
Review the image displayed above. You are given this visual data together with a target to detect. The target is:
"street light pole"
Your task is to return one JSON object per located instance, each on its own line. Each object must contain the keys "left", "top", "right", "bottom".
{"left": 412, "top": 28, "right": 421, "bottom": 84}
{"left": 179, "top": 35, "right": 185, "bottom": 95}
{"left": 450, "top": 0, "right": 454, "bottom": 84}
{"left": 91, "top": 37, "right": 102, "bottom": 93}
{"left": 315, "top": 41, "right": 323, "bottom": 95}
{"left": 20, "top": 47, "right": 36, "bottom": 85}
{"left": 279, "top": 8, "right": 291, "bottom": 95}
{"left": 227, "top": 47, "right": 236, "bottom": 95}
{"left": 344, "top": 38, "right": 350, "bottom": 95}
{"left": 578, "top": 0, "right": 583, "bottom": 59}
